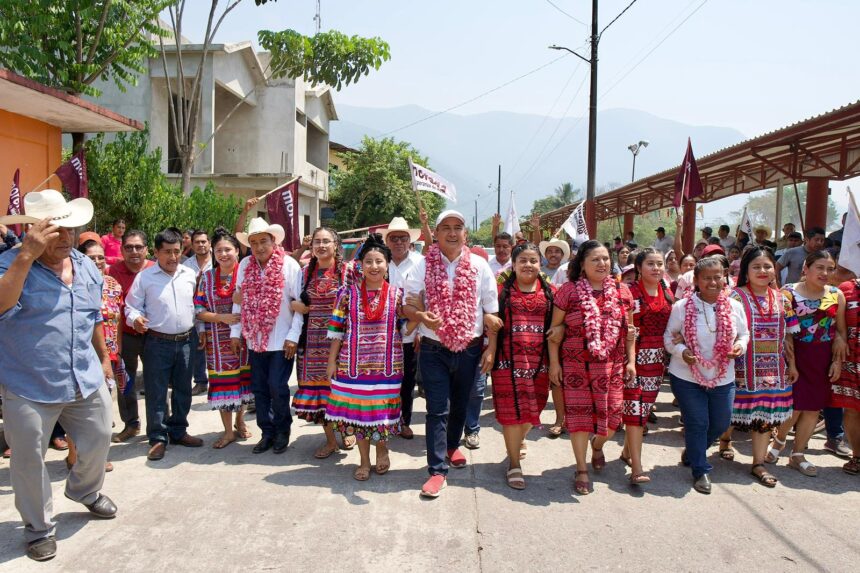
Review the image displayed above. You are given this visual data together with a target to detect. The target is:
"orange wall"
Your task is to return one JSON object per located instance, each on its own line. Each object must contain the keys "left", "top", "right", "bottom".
{"left": 0, "top": 109, "right": 63, "bottom": 213}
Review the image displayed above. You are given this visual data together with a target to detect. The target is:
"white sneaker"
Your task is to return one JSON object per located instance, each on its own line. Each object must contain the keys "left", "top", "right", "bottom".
{"left": 464, "top": 433, "right": 480, "bottom": 449}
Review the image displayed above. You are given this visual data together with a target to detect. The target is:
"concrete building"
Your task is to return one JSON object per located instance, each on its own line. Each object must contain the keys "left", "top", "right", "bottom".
{"left": 90, "top": 38, "right": 337, "bottom": 236}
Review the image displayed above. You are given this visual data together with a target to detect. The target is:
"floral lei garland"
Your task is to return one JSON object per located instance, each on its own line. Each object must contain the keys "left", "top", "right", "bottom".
{"left": 241, "top": 246, "right": 286, "bottom": 352}
{"left": 575, "top": 276, "right": 624, "bottom": 360}
{"left": 683, "top": 291, "right": 735, "bottom": 388}
{"left": 425, "top": 244, "right": 478, "bottom": 352}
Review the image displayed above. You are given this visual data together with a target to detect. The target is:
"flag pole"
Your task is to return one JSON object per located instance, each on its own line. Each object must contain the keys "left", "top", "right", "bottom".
{"left": 25, "top": 173, "right": 57, "bottom": 195}
{"left": 259, "top": 176, "right": 302, "bottom": 200}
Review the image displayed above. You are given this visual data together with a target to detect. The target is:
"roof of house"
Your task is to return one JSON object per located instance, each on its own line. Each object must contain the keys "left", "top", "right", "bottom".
{"left": 0, "top": 68, "right": 144, "bottom": 133}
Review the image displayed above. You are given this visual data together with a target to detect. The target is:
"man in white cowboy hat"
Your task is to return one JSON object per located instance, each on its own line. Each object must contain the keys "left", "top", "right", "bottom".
{"left": 0, "top": 189, "right": 117, "bottom": 561}
{"left": 403, "top": 209, "right": 501, "bottom": 498}
{"left": 381, "top": 216, "right": 423, "bottom": 439}
{"left": 539, "top": 237, "right": 570, "bottom": 278}
{"left": 125, "top": 228, "right": 202, "bottom": 461}
{"left": 231, "top": 217, "right": 304, "bottom": 454}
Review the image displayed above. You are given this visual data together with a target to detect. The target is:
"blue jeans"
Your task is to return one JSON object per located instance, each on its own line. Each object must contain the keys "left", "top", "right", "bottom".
{"left": 143, "top": 335, "right": 193, "bottom": 445}
{"left": 249, "top": 350, "right": 293, "bottom": 439}
{"left": 465, "top": 372, "right": 487, "bottom": 435}
{"left": 419, "top": 340, "right": 482, "bottom": 476}
{"left": 670, "top": 374, "right": 735, "bottom": 479}
{"left": 400, "top": 343, "right": 418, "bottom": 426}
{"left": 190, "top": 329, "right": 209, "bottom": 386}
{"left": 823, "top": 406, "right": 844, "bottom": 441}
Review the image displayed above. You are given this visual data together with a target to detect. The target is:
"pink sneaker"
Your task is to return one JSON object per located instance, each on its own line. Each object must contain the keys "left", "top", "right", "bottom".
{"left": 447, "top": 448, "right": 467, "bottom": 468}
{"left": 421, "top": 474, "right": 447, "bottom": 498}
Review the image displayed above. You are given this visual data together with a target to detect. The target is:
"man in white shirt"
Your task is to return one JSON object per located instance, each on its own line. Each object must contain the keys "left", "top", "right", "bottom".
{"left": 382, "top": 217, "right": 423, "bottom": 440}
{"left": 652, "top": 227, "right": 674, "bottom": 254}
{"left": 182, "top": 229, "right": 213, "bottom": 396}
{"left": 404, "top": 210, "right": 501, "bottom": 498}
{"left": 230, "top": 218, "right": 304, "bottom": 455}
{"left": 488, "top": 231, "right": 513, "bottom": 276}
{"left": 717, "top": 225, "right": 736, "bottom": 250}
{"left": 126, "top": 228, "right": 202, "bottom": 461}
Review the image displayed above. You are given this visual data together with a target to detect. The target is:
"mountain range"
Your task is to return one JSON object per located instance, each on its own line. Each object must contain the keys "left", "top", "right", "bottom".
{"left": 329, "top": 104, "right": 747, "bottom": 223}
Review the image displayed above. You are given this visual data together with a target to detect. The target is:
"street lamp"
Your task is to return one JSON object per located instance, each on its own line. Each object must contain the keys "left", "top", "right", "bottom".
{"left": 627, "top": 140, "right": 649, "bottom": 182}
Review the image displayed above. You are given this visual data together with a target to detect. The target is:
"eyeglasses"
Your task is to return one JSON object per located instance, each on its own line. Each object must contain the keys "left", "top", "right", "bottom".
{"left": 387, "top": 235, "right": 411, "bottom": 243}
{"left": 312, "top": 239, "right": 334, "bottom": 246}
{"left": 123, "top": 244, "right": 146, "bottom": 251}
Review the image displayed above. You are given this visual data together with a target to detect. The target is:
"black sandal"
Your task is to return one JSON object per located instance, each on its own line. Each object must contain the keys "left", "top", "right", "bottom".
{"left": 719, "top": 439, "right": 735, "bottom": 461}
{"left": 751, "top": 463, "right": 778, "bottom": 488}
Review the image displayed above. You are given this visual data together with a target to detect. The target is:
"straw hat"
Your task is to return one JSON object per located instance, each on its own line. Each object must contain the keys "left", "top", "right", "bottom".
{"left": 236, "top": 217, "right": 285, "bottom": 247}
{"left": 0, "top": 189, "right": 93, "bottom": 228}
{"left": 380, "top": 216, "right": 421, "bottom": 242}
{"left": 539, "top": 238, "right": 570, "bottom": 260}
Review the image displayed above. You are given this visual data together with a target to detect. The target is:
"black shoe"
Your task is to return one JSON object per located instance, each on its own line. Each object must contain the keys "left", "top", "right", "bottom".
{"left": 84, "top": 494, "right": 118, "bottom": 518}
{"left": 273, "top": 432, "right": 290, "bottom": 454}
{"left": 648, "top": 410, "right": 658, "bottom": 424}
{"left": 27, "top": 536, "right": 56, "bottom": 561}
{"left": 693, "top": 474, "right": 712, "bottom": 495}
{"left": 191, "top": 383, "right": 208, "bottom": 396}
{"left": 253, "top": 437, "right": 273, "bottom": 454}
{"left": 681, "top": 449, "right": 690, "bottom": 466}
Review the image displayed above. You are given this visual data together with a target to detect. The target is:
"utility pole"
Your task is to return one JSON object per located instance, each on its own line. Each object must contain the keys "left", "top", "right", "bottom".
{"left": 497, "top": 165, "right": 501, "bottom": 215}
{"left": 585, "top": 0, "right": 599, "bottom": 238}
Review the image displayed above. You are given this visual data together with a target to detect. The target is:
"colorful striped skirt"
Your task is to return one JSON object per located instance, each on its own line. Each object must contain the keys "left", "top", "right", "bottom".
{"left": 730, "top": 386, "right": 793, "bottom": 433}
{"left": 207, "top": 366, "right": 253, "bottom": 412}
{"left": 325, "top": 373, "right": 402, "bottom": 443}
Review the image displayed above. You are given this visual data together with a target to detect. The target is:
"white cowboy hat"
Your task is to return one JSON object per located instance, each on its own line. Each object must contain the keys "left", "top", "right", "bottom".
{"left": 539, "top": 238, "right": 570, "bottom": 260}
{"left": 380, "top": 216, "right": 421, "bottom": 243}
{"left": 0, "top": 189, "right": 93, "bottom": 228}
{"left": 236, "top": 217, "right": 285, "bottom": 247}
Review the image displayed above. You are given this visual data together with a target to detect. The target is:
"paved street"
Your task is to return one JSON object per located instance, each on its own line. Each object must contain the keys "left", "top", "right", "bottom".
{"left": 1, "top": 381, "right": 857, "bottom": 572}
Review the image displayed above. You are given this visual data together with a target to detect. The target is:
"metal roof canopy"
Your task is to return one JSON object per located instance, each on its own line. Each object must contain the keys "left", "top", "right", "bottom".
{"left": 0, "top": 68, "right": 144, "bottom": 133}
{"left": 540, "top": 100, "right": 860, "bottom": 229}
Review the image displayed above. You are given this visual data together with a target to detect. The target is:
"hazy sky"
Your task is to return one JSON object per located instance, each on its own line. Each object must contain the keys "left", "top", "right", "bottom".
{"left": 174, "top": 0, "right": 860, "bottom": 227}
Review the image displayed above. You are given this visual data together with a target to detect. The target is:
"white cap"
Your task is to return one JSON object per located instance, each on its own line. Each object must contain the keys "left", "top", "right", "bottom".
{"left": 435, "top": 209, "right": 466, "bottom": 228}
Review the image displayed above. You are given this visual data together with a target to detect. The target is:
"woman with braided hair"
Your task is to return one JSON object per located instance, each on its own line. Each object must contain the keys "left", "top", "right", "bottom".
{"left": 291, "top": 227, "right": 356, "bottom": 458}
{"left": 482, "top": 243, "right": 554, "bottom": 490}
{"left": 326, "top": 233, "right": 404, "bottom": 481}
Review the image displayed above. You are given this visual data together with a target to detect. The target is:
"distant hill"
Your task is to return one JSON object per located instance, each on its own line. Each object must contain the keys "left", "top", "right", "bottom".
{"left": 330, "top": 104, "right": 746, "bottom": 220}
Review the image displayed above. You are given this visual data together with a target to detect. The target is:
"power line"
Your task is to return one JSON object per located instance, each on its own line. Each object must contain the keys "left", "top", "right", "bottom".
{"left": 601, "top": 0, "right": 710, "bottom": 98}
{"left": 543, "top": 0, "right": 587, "bottom": 26}
{"left": 507, "top": 56, "right": 584, "bottom": 177}
{"left": 382, "top": 54, "right": 570, "bottom": 136}
{"left": 599, "top": 0, "right": 639, "bottom": 39}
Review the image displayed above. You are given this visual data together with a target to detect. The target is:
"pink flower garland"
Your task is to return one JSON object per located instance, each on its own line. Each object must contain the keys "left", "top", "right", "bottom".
{"left": 241, "top": 246, "right": 286, "bottom": 352}
{"left": 425, "top": 244, "right": 478, "bottom": 352}
{"left": 575, "top": 276, "right": 624, "bottom": 360}
{"left": 683, "top": 292, "right": 735, "bottom": 388}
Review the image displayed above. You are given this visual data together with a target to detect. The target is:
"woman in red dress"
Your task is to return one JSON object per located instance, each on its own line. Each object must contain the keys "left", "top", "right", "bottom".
{"left": 622, "top": 248, "right": 674, "bottom": 484}
{"left": 483, "top": 243, "right": 554, "bottom": 490}
{"left": 549, "top": 240, "right": 636, "bottom": 495}
{"left": 835, "top": 278, "right": 860, "bottom": 475}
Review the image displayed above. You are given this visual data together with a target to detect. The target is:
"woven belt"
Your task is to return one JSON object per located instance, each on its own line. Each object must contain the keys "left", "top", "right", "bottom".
{"left": 146, "top": 329, "right": 193, "bottom": 342}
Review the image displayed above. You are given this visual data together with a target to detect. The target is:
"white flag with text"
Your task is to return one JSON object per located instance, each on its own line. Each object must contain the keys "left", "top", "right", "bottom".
{"left": 561, "top": 202, "right": 589, "bottom": 244}
{"left": 408, "top": 158, "right": 457, "bottom": 202}
{"left": 505, "top": 192, "right": 520, "bottom": 236}
{"left": 839, "top": 188, "right": 860, "bottom": 276}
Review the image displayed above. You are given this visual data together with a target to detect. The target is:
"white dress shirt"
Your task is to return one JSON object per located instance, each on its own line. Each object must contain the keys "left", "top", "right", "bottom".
{"left": 230, "top": 254, "right": 304, "bottom": 351}
{"left": 182, "top": 254, "right": 212, "bottom": 276}
{"left": 719, "top": 236, "right": 736, "bottom": 250}
{"left": 404, "top": 250, "right": 499, "bottom": 343}
{"left": 488, "top": 256, "right": 511, "bottom": 277}
{"left": 389, "top": 251, "right": 423, "bottom": 343}
{"left": 551, "top": 262, "right": 570, "bottom": 286}
{"left": 664, "top": 293, "right": 750, "bottom": 386}
{"left": 125, "top": 263, "right": 198, "bottom": 335}
{"left": 652, "top": 235, "right": 674, "bottom": 253}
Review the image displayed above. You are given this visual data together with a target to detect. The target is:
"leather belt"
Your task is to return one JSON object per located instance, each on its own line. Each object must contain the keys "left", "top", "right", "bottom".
{"left": 147, "top": 329, "right": 193, "bottom": 342}
{"left": 421, "top": 336, "right": 483, "bottom": 351}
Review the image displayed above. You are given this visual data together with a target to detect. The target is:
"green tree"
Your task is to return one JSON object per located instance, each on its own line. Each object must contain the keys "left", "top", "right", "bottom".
{"left": 159, "top": 1, "right": 390, "bottom": 193}
{"left": 729, "top": 183, "right": 840, "bottom": 233}
{"left": 329, "top": 137, "right": 445, "bottom": 230}
{"left": 0, "top": 0, "right": 171, "bottom": 149}
{"left": 85, "top": 129, "right": 240, "bottom": 242}
{"left": 530, "top": 182, "right": 582, "bottom": 215}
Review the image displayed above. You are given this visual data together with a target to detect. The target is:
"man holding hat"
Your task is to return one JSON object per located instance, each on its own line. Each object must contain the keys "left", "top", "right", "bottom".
{"left": 125, "top": 228, "right": 202, "bottom": 461}
{"left": 381, "top": 216, "right": 423, "bottom": 439}
{"left": 0, "top": 189, "right": 116, "bottom": 561}
{"left": 231, "top": 218, "right": 304, "bottom": 454}
{"left": 539, "top": 238, "right": 570, "bottom": 278}
{"left": 652, "top": 227, "right": 674, "bottom": 254}
{"left": 403, "top": 210, "right": 500, "bottom": 497}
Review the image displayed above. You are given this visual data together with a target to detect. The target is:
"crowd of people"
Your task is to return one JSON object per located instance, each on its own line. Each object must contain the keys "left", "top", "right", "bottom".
{"left": 1, "top": 189, "right": 858, "bottom": 561}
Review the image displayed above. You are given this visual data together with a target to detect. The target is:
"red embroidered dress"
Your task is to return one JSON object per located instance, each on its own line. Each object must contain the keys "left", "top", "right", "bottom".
{"left": 834, "top": 280, "right": 860, "bottom": 411}
{"left": 624, "top": 281, "right": 673, "bottom": 427}
{"left": 491, "top": 282, "right": 554, "bottom": 426}
{"left": 554, "top": 281, "right": 633, "bottom": 435}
